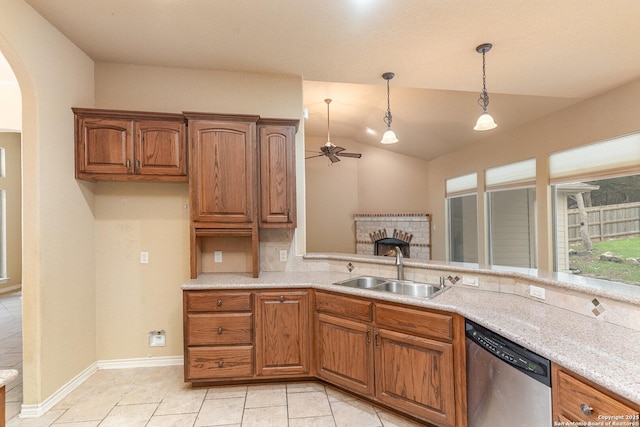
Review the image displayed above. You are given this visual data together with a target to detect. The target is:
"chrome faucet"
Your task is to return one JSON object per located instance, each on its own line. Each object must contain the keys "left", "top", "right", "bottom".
{"left": 394, "top": 246, "right": 404, "bottom": 280}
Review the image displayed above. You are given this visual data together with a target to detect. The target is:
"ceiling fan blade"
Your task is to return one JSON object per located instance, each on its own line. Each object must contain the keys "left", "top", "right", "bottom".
{"left": 327, "top": 153, "right": 341, "bottom": 163}
{"left": 305, "top": 153, "right": 325, "bottom": 159}
{"left": 336, "top": 152, "right": 362, "bottom": 158}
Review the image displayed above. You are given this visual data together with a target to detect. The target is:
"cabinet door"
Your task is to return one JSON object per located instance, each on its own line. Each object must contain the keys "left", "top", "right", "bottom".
{"left": 375, "top": 328, "right": 456, "bottom": 427}
{"left": 254, "top": 291, "right": 310, "bottom": 376}
{"left": 552, "top": 366, "right": 639, "bottom": 423}
{"left": 76, "top": 116, "right": 133, "bottom": 176}
{"left": 190, "top": 120, "right": 256, "bottom": 223}
{"left": 135, "top": 119, "right": 187, "bottom": 177}
{"left": 316, "top": 313, "right": 374, "bottom": 396}
{"left": 258, "top": 123, "right": 296, "bottom": 228}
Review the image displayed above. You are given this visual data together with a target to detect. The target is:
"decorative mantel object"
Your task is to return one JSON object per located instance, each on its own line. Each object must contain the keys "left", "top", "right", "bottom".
{"left": 354, "top": 213, "right": 431, "bottom": 259}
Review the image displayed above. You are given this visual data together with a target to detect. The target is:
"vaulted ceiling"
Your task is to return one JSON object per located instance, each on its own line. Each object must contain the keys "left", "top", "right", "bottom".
{"left": 23, "top": 0, "right": 640, "bottom": 160}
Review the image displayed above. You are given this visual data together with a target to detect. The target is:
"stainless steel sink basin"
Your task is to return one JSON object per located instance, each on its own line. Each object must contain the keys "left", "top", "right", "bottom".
{"left": 334, "top": 276, "right": 448, "bottom": 298}
{"left": 334, "top": 276, "right": 387, "bottom": 288}
{"left": 371, "top": 280, "right": 445, "bottom": 298}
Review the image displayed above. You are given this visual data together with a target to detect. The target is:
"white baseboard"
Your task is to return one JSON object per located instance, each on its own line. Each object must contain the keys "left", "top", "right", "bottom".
{"left": 20, "top": 356, "right": 183, "bottom": 418}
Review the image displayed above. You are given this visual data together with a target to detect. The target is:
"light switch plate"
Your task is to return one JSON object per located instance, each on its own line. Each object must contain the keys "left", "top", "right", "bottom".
{"left": 279, "top": 250, "right": 287, "bottom": 262}
{"left": 140, "top": 251, "right": 149, "bottom": 264}
{"left": 214, "top": 251, "right": 222, "bottom": 263}
{"left": 462, "top": 276, "right": 478, "bottom": 287}
{"left": 530, "top": 285, "right": 546, "bottom": 300}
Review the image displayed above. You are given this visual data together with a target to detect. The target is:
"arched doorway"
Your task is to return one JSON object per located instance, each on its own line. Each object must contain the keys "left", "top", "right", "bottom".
{"left": 0, "top": 49, "right": 23, "bottom": 422}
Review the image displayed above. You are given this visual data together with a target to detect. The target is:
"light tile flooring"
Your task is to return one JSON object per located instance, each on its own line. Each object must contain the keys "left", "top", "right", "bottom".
{"left": 0, "top": 291, "right": 23, "bottom": 424}
{"left": 1, "top": 291, "right": 423, "bottom": 426}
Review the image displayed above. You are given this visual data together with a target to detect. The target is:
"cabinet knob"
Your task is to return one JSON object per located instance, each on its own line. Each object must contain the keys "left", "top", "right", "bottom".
{"left": 217, "top": 327, "right": 223, "bottom": 334}
{"left": 580, "top": 404, "right": 594, "bottom": 416}
{"left": 280, "top": 295, "right": 285, "bottom": 302}
{"left": 217, "top": 299, "right": 222, "bottom": 306}
{"left": 218, "top": 360, "right": 224, "bottom": 368}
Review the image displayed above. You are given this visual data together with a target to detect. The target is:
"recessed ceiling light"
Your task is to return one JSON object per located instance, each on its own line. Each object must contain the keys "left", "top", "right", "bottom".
{"left": 365, "top": 127, "right": 377, "bottom": 135}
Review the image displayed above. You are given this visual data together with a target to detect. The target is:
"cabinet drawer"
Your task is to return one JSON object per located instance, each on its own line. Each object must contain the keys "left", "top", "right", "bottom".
{"left": 555, "top": 369, "right": 639, "bottom": 422}
{"left": 187, "top": 313, "right": 252, "bottom": 345}
{"left": 375, "top": 303, "right": 453, "bottom": 340}
{"left": 185, "top": 291, "right": 252, "bottom": 312}
{"left": 187, "top": 346, "right": 253, "bottom": 379}
{"left": 315, "top": 291, "right": 373, "bottom": 322}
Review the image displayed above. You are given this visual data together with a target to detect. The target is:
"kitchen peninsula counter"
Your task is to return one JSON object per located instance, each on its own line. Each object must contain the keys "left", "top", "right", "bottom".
{"left": 183, "top": 271, "right": 640, "bottom": 406}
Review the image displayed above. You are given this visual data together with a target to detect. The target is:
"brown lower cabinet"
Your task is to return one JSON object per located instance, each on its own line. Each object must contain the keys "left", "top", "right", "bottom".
{"left": 184, "top": 288, "right": 467, "bottom": 426}
{"left": 552, "top": 364, "right": 640, "bottom": 424}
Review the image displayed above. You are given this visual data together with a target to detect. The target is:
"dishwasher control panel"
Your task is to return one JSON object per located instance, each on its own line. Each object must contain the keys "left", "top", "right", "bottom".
{"left": 466, "top": 319, "right": 551, "bottom": 386}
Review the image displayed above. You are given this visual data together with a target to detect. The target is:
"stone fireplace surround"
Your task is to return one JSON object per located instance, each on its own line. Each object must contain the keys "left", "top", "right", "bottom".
{"left": 355, "top": 213, "right": 431, "bottom": 260}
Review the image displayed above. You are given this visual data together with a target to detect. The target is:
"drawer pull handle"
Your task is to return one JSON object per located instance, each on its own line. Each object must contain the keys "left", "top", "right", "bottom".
{"left": 580, "top": 404, "right": 594, "bottom": 416}
{"left": 366, "top": 329, "right": 371, "bottom": 343}
{"left": 375, "top": 331, "right": 380, "bottom": 347}
{"left": 217, "top": 327, "right": 223, "bottom": 334}
{"left": 217, "top": 299, "right": 222, "bottom": 306}
{"left": 280, "top": 295, "right": 285, "bottom": 302}
{"left": 218, "top": 360, "right": 224, "bottom": 368}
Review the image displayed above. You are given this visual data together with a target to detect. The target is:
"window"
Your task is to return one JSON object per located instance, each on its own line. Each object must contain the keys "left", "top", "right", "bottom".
{"left": 486, "top": 159, "right": 537, "bottom": 268}
{"left": 488, "top": 189, "right": 537, "bottom": 268}
{"left": 551, "top": 134, "right": 640, "bottom": 286}
{"left": 446, "top": 173, "right": 478, "bottom": 263}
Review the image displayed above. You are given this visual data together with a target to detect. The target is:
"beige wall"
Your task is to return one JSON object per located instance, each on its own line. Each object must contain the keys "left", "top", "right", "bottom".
{"left": 93, "top": 62, "right": 303, "bottom": 359}
{"left": 1, "top": 0, "right": 96, "bottom": 405}
{"left": 305, "top": 135, "right": 429, "bottom": 253}
{"left": 427, "top": 78, "right": 640, "bottom": 269}
{"left": 0, "top": 132, "right": 21, "bottom": 291}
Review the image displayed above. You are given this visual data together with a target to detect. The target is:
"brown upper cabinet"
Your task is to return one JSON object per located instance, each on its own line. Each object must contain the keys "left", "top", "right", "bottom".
{"left": 73, "top": 108, "right": 187, "bottom": 182}
{"left": 186, "top": 113, "right": 260, "bottom": 224}
{"left": 258, "top": 119, "right": 298, "bottom": 228}
{"left": 185, "top": 113, "right": 299, "bottom": 278}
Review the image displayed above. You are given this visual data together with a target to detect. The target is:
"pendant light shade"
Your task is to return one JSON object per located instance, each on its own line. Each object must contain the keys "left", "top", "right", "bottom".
{"left": 473, "top": 43, "right": 497, "bottom": 131}
{"left": 474, "top": 111, "right": 498, "bottom": 131}
{"left": 381, "top": 72, "right": 398, "bottom": 144}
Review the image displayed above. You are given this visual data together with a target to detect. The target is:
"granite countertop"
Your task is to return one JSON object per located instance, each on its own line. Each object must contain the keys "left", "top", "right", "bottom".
{"left": 0, "top": 369, "right": 18, "bottom": 387}
{"left": 183, "top": 271, "right": 640, "bottom": 405}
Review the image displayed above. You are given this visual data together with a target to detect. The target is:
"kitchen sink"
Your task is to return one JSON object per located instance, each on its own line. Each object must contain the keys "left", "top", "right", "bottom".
{"left": 334, "top": 276, "right": 387, "bottom": 288}
{"left": 334, "top": 276, "right": 448, "bottom": 298}
{"left": 371, "top": 280, "right": 445, "bottom": 298}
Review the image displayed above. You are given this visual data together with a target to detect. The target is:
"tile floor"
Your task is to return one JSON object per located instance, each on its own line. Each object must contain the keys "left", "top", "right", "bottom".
{"left": 0, "top": 291, "right": 22, "bottom": 424}
{"left": 1, "top": 291, "right": 423, "bottom": 426}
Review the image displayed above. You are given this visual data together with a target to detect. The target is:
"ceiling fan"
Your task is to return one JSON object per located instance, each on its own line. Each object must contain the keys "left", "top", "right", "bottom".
{"left": 305, "top": 98, "right": 362, "bottom": 163}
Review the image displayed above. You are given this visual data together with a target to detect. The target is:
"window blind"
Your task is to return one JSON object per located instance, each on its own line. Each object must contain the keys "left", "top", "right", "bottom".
{"left": 485, "top": 158, "right": 536, "bottom": 191}
{"left": 549, "top": 132, "right": 640, "bottom": 184}
{"left": 445, "top": 172, "right": 477, "bottom": 197}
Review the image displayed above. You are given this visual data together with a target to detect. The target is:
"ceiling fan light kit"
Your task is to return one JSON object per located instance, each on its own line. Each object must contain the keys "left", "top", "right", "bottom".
{"left": 473, "top": 43, "right": 498, "bottom": 131}
{"left": 381, "top": 72, "right": 399, "bottom": 144}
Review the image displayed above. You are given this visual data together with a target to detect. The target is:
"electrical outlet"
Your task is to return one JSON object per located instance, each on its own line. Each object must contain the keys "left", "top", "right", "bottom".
{"left": 462, "top": 276, "right": 478, "bottom": 287}
{"left": 279, "top": 249, "right": 287, "bottom": 262}
{"left": 140, "top": 251, "right": 149, "bottom": 264}
{"left": 214, "top": 251, "right": 222, "bottom": 263}
{"left": 149, "top": 330, "right": 166, "bottom": 347}
{"left": 530, "top": 285, "right": 546, "bottom": 300}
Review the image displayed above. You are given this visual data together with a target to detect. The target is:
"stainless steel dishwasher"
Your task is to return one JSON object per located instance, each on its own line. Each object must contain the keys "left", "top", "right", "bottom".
{"left": 466, "top": 319, "right": 552, "bottom": 427}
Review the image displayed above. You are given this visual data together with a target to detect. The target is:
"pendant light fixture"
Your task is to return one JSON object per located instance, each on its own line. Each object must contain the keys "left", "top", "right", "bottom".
{"left": 473, "top": 43, "right": 498, "bottom": 131}
{"left": 381, "top": 72, "right": 399, "bottom": 144}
